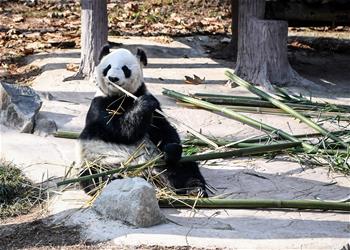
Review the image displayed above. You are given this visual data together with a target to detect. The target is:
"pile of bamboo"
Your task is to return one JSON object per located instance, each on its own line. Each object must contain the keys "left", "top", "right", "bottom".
{"left": 56, "top": 72, "right": 350, "bottom": 212}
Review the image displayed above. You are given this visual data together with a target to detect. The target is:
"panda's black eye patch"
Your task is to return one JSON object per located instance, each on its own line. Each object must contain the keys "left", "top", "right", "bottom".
{"left": 103, "top": 64, "right": 111, "bottom": 77}
{"left": 122, "top": 65, "right": 131, "bottom": 78}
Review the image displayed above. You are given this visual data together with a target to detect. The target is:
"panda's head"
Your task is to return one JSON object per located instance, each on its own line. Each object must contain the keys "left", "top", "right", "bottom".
{"left": 95, "top": 46, "right": 147, "bottom": 97}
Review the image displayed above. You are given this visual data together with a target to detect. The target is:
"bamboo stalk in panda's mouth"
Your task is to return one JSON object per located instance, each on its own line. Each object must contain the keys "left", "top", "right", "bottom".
{"left": 107, "top": 80, "right": 219, "bottom": 149}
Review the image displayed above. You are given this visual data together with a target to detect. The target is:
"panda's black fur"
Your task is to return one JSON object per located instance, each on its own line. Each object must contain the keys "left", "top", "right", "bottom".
{"left": 77, "top": 46, "right": 207, "bottom": 197}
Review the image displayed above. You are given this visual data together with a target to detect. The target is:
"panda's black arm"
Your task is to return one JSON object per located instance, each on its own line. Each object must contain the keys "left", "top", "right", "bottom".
{"left": 81, "top": 95, "right": 158, "bottom": 143}
{"left": 148, "top": 112, "right": 182, "bottom": 163}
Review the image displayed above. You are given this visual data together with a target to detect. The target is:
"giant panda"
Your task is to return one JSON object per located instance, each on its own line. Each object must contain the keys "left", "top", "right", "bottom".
{"left": 77, "top": 46, "right": 207, "bottom": 197}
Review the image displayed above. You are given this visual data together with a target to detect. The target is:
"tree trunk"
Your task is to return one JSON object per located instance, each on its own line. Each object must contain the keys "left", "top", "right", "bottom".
{"left": 230, "top": 0, "right": 239, "bottom": 59}
{"left": 234, "top": 0, "right": 314, "bottom": 90}
{"left": 64, "top": 0, "right": 108, "bottom": 81}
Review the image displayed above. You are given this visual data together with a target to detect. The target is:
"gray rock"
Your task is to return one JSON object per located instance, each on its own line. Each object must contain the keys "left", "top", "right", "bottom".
{"left": 34, "top": 114, "right": 57, "bottom": 136}
{"left": 0, "top": 81, "right": 42, "bottom": 133}
{"left": 92, "top": 177, "right": 165, "bottom": 227}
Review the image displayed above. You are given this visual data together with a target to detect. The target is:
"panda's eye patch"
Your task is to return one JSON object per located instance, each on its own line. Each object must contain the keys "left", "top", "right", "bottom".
{"left": 103, "top": 64, "right": 111, "bottom": 77}
{"left": 122, "top": 65, "right": 131, "bottom": 78}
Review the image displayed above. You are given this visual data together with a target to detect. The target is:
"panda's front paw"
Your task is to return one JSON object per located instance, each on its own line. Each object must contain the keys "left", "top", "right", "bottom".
{"left": 137, "top": 94, "right": 160, "bottom": 111}
{"left": 186, "top": 186, "right": 208, "bottom": 198}
{"left": 164, "top": 143, "right": 182, "bottom": 163}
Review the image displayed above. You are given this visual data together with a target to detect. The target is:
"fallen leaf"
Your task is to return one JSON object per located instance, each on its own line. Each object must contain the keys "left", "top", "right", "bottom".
{"left": 66, "top": 63, "right": 79, "bottom": 72}
{"left": 21, "top": 47, "right": 34, "bottom": 55}
{"left": 13, "top": 15, "right": 24, "bottom": 23}
{"left": 184, "top": 74, "right": 205, "bottom": 85}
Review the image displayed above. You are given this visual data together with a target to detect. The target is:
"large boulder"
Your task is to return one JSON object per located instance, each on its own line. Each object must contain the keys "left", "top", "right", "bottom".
{"left": 0, "top": 82, "right": 42, "bottom": 133}
{"left": 92, "top": 177, "right": 165, "bottom": 227}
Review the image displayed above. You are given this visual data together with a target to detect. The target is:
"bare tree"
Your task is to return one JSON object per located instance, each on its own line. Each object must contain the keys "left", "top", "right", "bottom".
{"left": 65, "top": 0, "right": 108, "bottom": 81}
{"left": 234, "top": 0, "right": 314, "bottom": 90}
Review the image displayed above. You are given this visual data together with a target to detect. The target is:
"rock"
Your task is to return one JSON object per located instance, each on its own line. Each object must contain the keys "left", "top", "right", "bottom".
{"left": 0, "top": 82, "right": 42, "bottom": 133}
{"left": 34, "top": 115, "right": 57, "bottom": 136}
{"left": 92, "top": 177, "right": 165, "bottom": 227}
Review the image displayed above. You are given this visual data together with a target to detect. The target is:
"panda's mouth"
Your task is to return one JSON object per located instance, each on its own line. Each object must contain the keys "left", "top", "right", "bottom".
{"left": 108, "top": 80, "right": 124, "bottom": 87}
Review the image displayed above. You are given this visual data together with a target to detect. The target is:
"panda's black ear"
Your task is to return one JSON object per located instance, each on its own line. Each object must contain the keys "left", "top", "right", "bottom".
{"left": 98, "top": 45, "right": 110, "bottom": 63}
{"left": 136, "top": 48, "right": 147, "bottom": 66}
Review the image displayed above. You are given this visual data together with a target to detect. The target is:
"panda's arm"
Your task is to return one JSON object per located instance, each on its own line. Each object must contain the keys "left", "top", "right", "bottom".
{"left": 148, "top": 112, "right": 182, "bottom": 163}
{"left": 81, "top": 96, "right": 158, "bottom": 143}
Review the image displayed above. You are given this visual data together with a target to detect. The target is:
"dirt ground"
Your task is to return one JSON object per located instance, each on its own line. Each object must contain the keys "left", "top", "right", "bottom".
{"left": 0, "top": 209, "right": 214, "bottom": 250}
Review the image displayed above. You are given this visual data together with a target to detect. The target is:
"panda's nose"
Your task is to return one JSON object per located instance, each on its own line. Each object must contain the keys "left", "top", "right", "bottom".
{"left": 108, "top": 76, "right": 119, "bottom": 83}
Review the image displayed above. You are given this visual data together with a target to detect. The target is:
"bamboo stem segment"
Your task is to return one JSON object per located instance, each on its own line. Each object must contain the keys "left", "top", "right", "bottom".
{"left": 159, "top": 198, "right": 350, "bottom": 211}
{"left": 54, "top": 131, "right": 80, "bottom": 139}
{"left": 225, "top": 71, "right": 349, "bottom": 149}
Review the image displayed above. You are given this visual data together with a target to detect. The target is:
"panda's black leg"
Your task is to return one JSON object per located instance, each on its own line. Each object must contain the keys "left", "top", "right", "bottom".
{"left": 162, "top": 161, "right": 208, "bottom": 197}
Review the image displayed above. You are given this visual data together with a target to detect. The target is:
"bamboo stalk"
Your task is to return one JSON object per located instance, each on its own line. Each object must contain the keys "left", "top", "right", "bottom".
{"left": 54, "top": 131, "right": 80, "bottom": 139}
{"left": 54, "top": 128, "right": 350, "bottom": 142}
{"left": 225, "top": 71, "right": 349, "bottom": 149}
{"left": 108, "top": 80, "right": 219, "bottom": 149}
{"left": 162, "top": 88, "right": 314, "bottom": 151}
{"left": 194, "top": 96, "right": 318, "bottom": 110}
{"left": 185, "top": 139, "right": 349, "bottom": 155}
{"left": 57, "top": 141, "right": 301, "bottom": 187}
{"left": 193, "top": 93, "right": 261, "bottom": 100}
{"left": 159, "top": 198, "right": 350, "bottom": 211}
{"left": 193, "top": 93, "right": 350, "bottom": 112}
{"left": 179, "top": 102, "right": 350, "bottom": 119}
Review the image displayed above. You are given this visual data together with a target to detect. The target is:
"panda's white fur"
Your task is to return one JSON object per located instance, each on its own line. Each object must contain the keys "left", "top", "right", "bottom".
{"left": 76, "top": 48, "right": 158, "bottom": 181}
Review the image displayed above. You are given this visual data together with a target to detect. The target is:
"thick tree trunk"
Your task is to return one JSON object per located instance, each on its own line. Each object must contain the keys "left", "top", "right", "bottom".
{"left": 234, "top": 0, "right": 314, "bottom": 90}
{"left": 65, "top": 0, "right": 108, "bottom": 81}
{"left": 230, "top": 0, "right": 239, "bottom": 59}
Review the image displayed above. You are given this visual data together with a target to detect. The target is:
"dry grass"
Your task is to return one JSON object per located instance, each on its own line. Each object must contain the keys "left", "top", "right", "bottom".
{"left": 0, "top": 159, "right": 46, "bottom": 218}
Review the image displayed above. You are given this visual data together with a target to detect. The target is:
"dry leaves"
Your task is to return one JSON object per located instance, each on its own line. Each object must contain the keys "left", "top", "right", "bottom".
{"left": 66, "top": 63, "right": 79, "bottom": 72}
{"left": 0, "top": 0, "right": 232, "bottom": 84}
{"left": 184, "top": 75, "right": 205, "bottom": 85}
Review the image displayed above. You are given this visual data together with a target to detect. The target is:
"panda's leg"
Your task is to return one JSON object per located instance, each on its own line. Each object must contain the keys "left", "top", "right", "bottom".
{"left": 159, "top": 161, "right": 208, "bottom": 197}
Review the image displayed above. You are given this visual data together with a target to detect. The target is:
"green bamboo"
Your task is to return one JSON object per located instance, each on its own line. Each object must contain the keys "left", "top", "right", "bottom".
{"left": 57, "top": 141, "right": 301, "bottom": 187}
{"left": 193, "top": 93, "right": 261, "bottom": 100}
{"left": 54, "top": 131, "right": 80, "bottom": 139}
{"left": 179, "top": 102, "right": 350, "bottom": 119}
{"left": 194, "top": 96, "right": 318, "bottom": 110}
{"left": 159, "top": 198, "right": 350, "bottom": 211}
{"left": 54, "top": 128, "right": 350, "bottom": 143}
{"left": 225, "top": 71, "right": 349, "bottom": 149}
{"left": 162, "top": 88, "right": 314, "bottom": 151}
{"left": 185, "top": 139, "right": 349, "bottom": 156}
{"left": 193, "top": 93, "right": 350, "bottom": 112}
